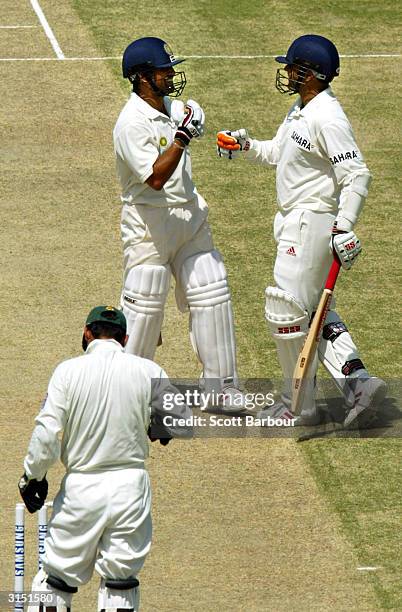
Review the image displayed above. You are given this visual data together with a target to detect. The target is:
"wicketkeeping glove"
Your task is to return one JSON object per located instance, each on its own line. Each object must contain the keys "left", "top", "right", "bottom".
{"left": 18, "top": 473, "right": 48, "bottom": 514}
{"left": 147, "top": 425, "right": 172, "bottom": 446}
{"left": 216, "top": 129, "right": 251, "bottom": 159}
{"left": 174, "top": 99, "right": 205, "bottom": 147}
{"left": 330, "top": 226, "right": 362, "bottom": 270}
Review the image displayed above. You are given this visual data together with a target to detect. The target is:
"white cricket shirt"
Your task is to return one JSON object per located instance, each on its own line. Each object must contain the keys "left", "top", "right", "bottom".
{"left": 113, "top": 93, "right": 197, "bottom": 207}
{"left": 24, "top": 340, "right": 173, "bottom": 478}
{"left": 245, "top": 87, "right": 370, "bottom": 215}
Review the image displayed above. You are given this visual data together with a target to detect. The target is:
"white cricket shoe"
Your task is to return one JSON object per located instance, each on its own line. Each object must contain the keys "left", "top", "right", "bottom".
{"left": 256, "top": 401, "right": 325, "bottom": 427}
{"left": 215, "top": 386, "right": 248, "bottom": 414}
{"left": 255, "top": 402, "right": 295, "bottom": 425}
{"left": 343, "top": 377, "right": 387, "bottom": 429}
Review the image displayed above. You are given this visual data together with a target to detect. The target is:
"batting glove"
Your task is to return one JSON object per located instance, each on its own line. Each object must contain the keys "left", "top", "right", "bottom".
{"left": 330, "top": 225, "right": 362, "bottom": 270}
{"left": 216, "top": 129, "right": 251, "bottom": 159}
{"left": 174, "top": 99, "right": 205, "bottom": 146}
{"left": 18, "top": 473, "right": 48, "bottom": 514}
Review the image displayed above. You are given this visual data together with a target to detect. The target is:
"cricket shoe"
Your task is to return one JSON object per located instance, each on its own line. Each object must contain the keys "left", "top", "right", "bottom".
{"left": 198, "top": 376, "right": 247, "bottom": 414}
{"left": 208, "top": 386, "right": 248, "bottom": 414}
{"left": 256, "top": 402, "right": 325, "bottom": 427}
{"left": 343, "top": 377, "right": 387, "bottom": 429}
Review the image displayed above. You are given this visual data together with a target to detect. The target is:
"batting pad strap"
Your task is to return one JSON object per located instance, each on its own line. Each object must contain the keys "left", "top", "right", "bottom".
{"left": 46, "top": 575, "right": 78, "bottom": 594}
{"left": 322, "top": 320, "right": 348, "bottom": 342}
{"left": 185, "top": 279, "right": 230, "bottom": 307}
{"left": 341, "top": 359, "right": 365, "bottom": 376}
{"left": 98, "top": 578, "right": 139, "bottom": 612}
{"left": 265, "top": 286, "right": 309, "bottom": 338}
{"left": 105, "top": 578, "right": 139, "bottom": 590}
{"left": 123, "top": 290, "right": 167, "bottom": 314}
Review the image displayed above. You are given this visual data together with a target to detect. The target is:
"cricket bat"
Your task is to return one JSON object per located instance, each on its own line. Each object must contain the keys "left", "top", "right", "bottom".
{"left": 291, "top": 258, "right": 341, "bottom": 415}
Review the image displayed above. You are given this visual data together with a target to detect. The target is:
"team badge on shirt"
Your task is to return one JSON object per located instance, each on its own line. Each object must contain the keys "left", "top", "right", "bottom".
{"left": 160, "top": 136, "right": 168, "bottom": 147}
{"left": 291, "top": 130, "right": 313, "bottom": 151}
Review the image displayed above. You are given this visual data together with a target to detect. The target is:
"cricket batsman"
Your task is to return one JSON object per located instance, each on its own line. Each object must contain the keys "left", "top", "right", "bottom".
{"left": 114, "top": 36, "right": 247, "bottom": 412}
{"left": 217, "top": 34, "right": 387, "bottom": 428}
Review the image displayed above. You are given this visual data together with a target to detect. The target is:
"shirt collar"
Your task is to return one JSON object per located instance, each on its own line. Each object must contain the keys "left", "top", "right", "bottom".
{"left": 130, "top": 92, "right": 169, "bottom": 120}
{"left": 85, "top": 338, "right": 124, "bottom": 354}
{"left": 294, "top": 86, "right": 335, "bottom": 118}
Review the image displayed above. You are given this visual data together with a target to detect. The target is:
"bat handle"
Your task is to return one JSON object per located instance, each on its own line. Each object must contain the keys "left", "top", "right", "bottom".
{"left": 325, "top": 258, "right": 341, "bottom": 291}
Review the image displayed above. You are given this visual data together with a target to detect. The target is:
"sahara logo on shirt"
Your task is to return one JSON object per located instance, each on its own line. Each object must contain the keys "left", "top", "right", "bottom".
{"left": 330, "top": 150, "right": 359, "bottom": 165}
{"left": 290, "top": 130, "right": 312, "bottom": 151}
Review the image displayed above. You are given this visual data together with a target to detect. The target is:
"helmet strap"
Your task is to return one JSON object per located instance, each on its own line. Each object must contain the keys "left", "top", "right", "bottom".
{"left": 146, "top": 73, "right": 166, "bottom": 97}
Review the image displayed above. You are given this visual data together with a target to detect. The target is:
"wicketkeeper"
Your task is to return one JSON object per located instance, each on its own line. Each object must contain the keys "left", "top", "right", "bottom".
{"left": 217, "top": 34, "right": 387, "bottom": 428}
{"left": 18, "top": 306, "right": 191, "bottom": 612}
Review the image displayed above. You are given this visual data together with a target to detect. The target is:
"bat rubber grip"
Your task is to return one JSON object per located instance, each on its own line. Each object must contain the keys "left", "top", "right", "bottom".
{"left": 325, "top": 258, "right": 341, "bottom": 291}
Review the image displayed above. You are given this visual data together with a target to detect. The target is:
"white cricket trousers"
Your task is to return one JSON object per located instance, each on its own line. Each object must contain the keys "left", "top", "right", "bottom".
{"left": 42, "top": 468, "right": 152, "bottom": 586}
{"left": 273, "top": 208, "right": 335, "bottom": 312}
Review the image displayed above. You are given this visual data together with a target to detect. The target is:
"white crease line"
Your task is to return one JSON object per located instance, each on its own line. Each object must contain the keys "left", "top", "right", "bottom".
{"left": 188, "top": 54, "right": 402, "bottom": 59}
{"left": 357, "top": 566, "right": 381, "bottom": 571}
{"left": 30, "top": 0, "right": 64, "bottom": 59}
{"left": 0, "top": 53, "right": 400, "bottom": 62}
{"left": 0, "top": 25, "right": 37, "bottom": 29}
{"left": 340, "top": 54, "right": 400, "bottom": 58}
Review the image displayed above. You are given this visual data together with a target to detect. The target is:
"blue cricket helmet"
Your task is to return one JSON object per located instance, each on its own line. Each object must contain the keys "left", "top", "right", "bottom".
{"left": 122, "top": 37, "right": 185, "bottom": 78}
{"left": 276, "top": 34, "right": 340, "bottom": 81}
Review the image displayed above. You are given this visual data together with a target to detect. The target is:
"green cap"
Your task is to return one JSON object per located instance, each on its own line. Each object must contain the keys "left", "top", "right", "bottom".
{"left": 85, "top": 305, "right": 127, "bottom": 334}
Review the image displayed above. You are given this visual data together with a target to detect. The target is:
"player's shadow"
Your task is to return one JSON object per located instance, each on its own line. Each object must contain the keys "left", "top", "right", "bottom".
{"left": 297, "top": 393, "right": 401, "bottom": 442}
{"left": 171, "top": 378, "right": 401, "bottom": 441}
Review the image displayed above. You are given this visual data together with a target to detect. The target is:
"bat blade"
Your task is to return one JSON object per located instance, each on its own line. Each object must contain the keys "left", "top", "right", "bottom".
{"left": 291, "top": 259, "right": 341, "bottom": 415}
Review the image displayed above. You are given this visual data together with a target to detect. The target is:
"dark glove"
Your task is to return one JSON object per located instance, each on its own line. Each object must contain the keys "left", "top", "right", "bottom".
{"left": 18, "top": 473, "right": 48, "bottom": 514}
{"left": 147, "top": 426, "right": 172, "bottom": 446}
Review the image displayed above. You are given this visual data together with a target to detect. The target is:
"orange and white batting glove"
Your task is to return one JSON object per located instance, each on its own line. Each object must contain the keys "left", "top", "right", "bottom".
{"left": 216, "top": 129, "right": 251, "bottom": 159}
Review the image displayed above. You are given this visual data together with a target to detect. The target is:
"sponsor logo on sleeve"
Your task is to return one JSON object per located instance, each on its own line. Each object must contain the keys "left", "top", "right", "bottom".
{"left": 330, "top": 150, "right": 359, "bottom": 165}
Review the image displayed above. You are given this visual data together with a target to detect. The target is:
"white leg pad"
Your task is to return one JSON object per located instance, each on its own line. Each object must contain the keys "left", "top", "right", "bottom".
{"left": 181, "top": 250, "right": 238, "bottom": 388}
{"left": 28, "top": 569, "right": 72, "bottom": 612}
{"left": 265, "top": 286, "right": 317, "bottom": 417}
{"left": 318, "top": 309, "right": 366, "bottom": 405}
{"left": 122, "top": 264, "right": 171, "bottom": 359}
{"left": 98, "top": 578, "right": 139, "bottom": 611}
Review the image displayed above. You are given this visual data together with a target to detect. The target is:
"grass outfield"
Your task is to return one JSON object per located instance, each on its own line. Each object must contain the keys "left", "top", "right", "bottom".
{"left": 0, "top": 0, "right": 400, "bottom": 609}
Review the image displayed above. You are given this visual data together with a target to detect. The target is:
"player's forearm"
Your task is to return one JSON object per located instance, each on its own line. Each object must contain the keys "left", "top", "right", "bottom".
{"left": 150, "top": 376, "right": 193, "bottom": 439}
{"left": 244, "top": 138, "right": 279, "bottom": 166}
{"left": 24, "top": 422, "right": 61, "bottom": 480}
{"left": 336, "top": 170, "right": 372, "bottom": 231}
{"left": 146, "top": 141, "right": 185, "bottom": 190}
